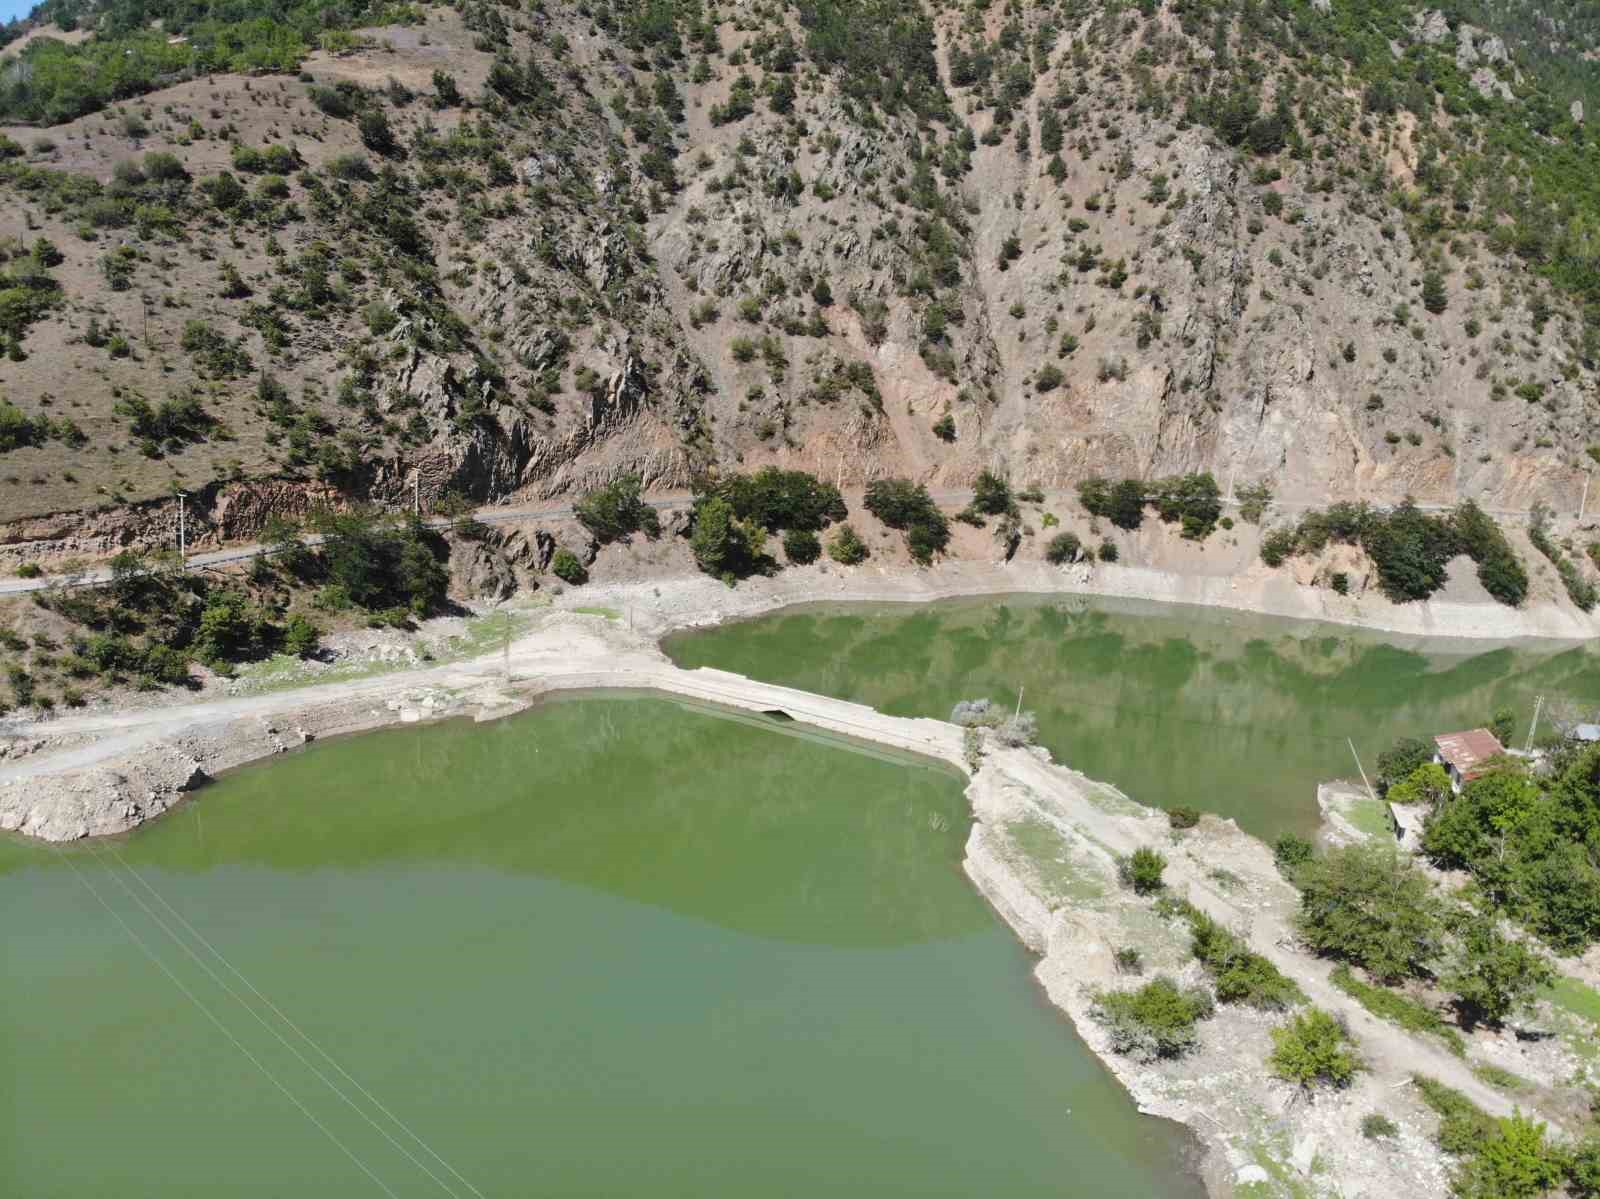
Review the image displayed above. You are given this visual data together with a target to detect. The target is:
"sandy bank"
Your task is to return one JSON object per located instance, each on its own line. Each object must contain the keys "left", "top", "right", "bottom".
{"left": 575, "top": 556, "right": 1598, "bottom": 644}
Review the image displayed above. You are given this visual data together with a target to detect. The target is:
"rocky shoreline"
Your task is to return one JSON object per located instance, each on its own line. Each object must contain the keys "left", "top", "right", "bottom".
{"left": 2, "top": 583, "right": 1588, "bottom": 1199}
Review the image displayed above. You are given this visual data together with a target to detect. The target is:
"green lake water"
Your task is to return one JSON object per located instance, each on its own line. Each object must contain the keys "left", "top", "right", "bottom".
{"left": 665, "top": 595, "right": 1600, "bottom": 842}
{"left": 0, "top": 695, "right": 1201, "bottom": 1198}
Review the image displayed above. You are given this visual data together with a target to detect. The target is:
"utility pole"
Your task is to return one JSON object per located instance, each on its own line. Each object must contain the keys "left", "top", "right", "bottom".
{"left": 1348, "top": 737, "right": 1378, "bottom": 803}
{"left": 176, "top": 491, "right": 187, "bottom": 571}
{"left": 1525, "top": 695, "right": 1544, "bottom": 753}
{"left": 413, "top": 473, "right": 421, "bottom": 517}
{"left": 1014, "top": 685, "right": 1025, "bottom": 721}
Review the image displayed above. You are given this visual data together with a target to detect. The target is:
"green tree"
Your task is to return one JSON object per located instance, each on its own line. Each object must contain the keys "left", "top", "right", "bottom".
{"left": 1386, "top": 763, "right": 1452, "bottom": 809}
{"left": 1377, "top": 737, "right": 1435, "bottom": 793}
{"left": 970, "top": 469, "right": 1014, "bottom": 516}
{"left": 283, "top": 613, "right": 319, "bottom": 657}
{"left": 575, "top": 474, "right": 661, "bottom": 543}
{"left": 1444, "top": 922, "right": 1555, "bottom": 1027}
{"left": 1269, "top": 1008, "right": 1362, "bottom": 1088}
{"left": 827, "top": 523, "right": 868, "bottom": 565}
{"left": 1452, "top": 1113, "right": 1563, "bottom": 1199}
{"left": 1294, "top": 843, "right": 1444, "bottom": 981}
{"left": 1422, "top": 272, "right": 1449, "bottom": 315}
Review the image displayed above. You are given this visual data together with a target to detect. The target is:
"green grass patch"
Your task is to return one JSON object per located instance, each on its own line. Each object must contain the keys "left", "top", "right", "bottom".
{"left": 1331, "top": 965, "right": 1466, "bottom": 1057}
{"left": 1544, "top": 975, "right": 1600, "bottom": 1025}
{"left": 1343, "top": 795, "right": 1393, "bottom": 839}
{"left": 1004, "top": 817, "right": 1106, "bottom": 905}
{"left": 1471, "top": 1062, "right": 1530, "bottom": 1092}
{"left": 571, "top": 606, "right": 622, "bottom": 620}
{"left": 1412, "top": 1075, "right": 1496, "bottom": 1155}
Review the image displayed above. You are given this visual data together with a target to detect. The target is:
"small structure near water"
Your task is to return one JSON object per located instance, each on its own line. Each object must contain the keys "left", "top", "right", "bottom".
{"left": 1432, "top": 727, "right": 1506, "bottom": 793}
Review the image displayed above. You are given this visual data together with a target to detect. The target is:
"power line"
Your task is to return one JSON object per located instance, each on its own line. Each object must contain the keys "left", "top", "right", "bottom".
{"left": 95, "top": 847, "right": 483, "bottom": 1199}
{"left": 51, "top": 847, "right": 400, "bottom": 1199}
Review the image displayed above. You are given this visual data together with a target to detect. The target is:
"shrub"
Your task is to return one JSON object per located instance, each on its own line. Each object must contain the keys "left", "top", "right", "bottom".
{"left": 1090, "top": 975, "right": 1214, "bottom": 1061}
{"left": 1269, "top": 1008, "right": 1362, "bottom": 1088}
{"left": 1078, "top": 476, "right": 1146, "bottom": 530}
{"left": 712, "top": 468, "right": 846, "bottom": 533}
{"left": 970, "top": 470, "right": 1015, "bottom": 517}
{"left": 1189, "top": 912, "right": 1303, "bottom": 1009}
{"left": 1148, "top": 473, "right": 1223, "bottom": 540}
{"left": 575, "top": 474, "right": 661, "bottom": 544}
{"left": 783, "top": 527, "right": 821, "bottom": 564}
{"left": 1362, "top": 1113, "right": 1399, "bottom": 1140}
{"left": 1097, "top": 541, "right": 1119, "bottom": 563}
{"left": 551, "top": 548, "right": 587, "bottom": 585}
{"left": 15, "top": 563, "right": 42, "bottom": 579}
{"left": 1452, "top": 1113, "right": 1564, "bottom": 1199}
{"left": 1260, "top": 526, "right": 1298, "bottom": 567}
{"left": 1273, "top": 833, "right": 1314, "bottom": 875}
{"left": 1119, "top": 847, "right": 1167, "bottom": 894}
{"left": 1035, "top": 364, "right": 1064, "bottom": 392}
{"left": 1414, "top": 1075, "right": 1497, "bottom": 1156}
{"left": 1167, "top": 806, "right": 1200, "bottom": 829}
{"left": 283, "top": 614, "right": 320, "bottom": 657}
{"left": 827, "top": 524, "right": 869, "bottom": 565}
{"left": 1045, "top": 531, "right": 1082, "bottom": 564}
{"left": 864, "top": 478, "right": 949, "bottom": 565}
{"left": 1237, "top": 481, "right": 1273, "bottom": 524}
{"left": 1113, "top": 947, "right": 1144, "bottom": 975}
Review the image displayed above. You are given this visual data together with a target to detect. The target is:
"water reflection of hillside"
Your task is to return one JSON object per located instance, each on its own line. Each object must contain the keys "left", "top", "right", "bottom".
{"left": 668, "top": 596, "right": 1600, "bottom": 840}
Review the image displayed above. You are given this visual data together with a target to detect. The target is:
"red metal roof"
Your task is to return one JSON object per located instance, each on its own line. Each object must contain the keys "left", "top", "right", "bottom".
{"left": 1433, "top": 728, "right": 1506, "bottom": 778}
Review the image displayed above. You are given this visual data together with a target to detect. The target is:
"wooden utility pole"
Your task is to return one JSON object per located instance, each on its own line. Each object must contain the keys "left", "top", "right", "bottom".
{"left": 1348, "top": 737, "right": 1378, "bottom": 802}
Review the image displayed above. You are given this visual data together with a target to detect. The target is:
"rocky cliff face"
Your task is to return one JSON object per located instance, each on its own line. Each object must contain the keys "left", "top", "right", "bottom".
{"left": 0, "top": 0, "right": 1596, "bottom": 555}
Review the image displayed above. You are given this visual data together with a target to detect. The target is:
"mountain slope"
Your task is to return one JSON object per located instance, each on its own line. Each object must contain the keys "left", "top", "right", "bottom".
{"left": 0, "top": 0, "right": 1597, "bottom": 554}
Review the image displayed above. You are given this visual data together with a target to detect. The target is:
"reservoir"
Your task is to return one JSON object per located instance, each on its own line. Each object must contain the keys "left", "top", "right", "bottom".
{"left": 665, "top": 594, "right": 1600, "bottom": 842}
{"left": 1, "top": 694, "right": 1201, "bottom": 1197}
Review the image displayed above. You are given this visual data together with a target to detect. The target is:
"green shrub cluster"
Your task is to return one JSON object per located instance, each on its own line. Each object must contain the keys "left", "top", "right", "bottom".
{"left": 1078, "top": 473, "right": 1221, "bottom": 539}
{"left": 1259, "top": 500, "right": 1528, "bottom": 606}
{"left": 1529, "top": 503, "right": 1597, "bottom": 612}
{"left": 709, "top": 467, "right": 847, "bottom": 534}
{"left": 1089, "top": 975, "right": 1214, "bottom": 1061}
{"left": 1117, "top": 846, "right": 1167, "bottom": 894}
{"left": 1188, "top": 911, "right": 1303, "bottom": 1009}
{"left": 0, "top": 0, "right": 423, "bottom": 124}
{"left": 1269, "top": 1008, "right": 1362, "bottom": 1089}
{"left": 864, "top": 478, "right": 949, "bottom": 565}
{"left": 574, "top": 473, "right": 661, "bottom": 544}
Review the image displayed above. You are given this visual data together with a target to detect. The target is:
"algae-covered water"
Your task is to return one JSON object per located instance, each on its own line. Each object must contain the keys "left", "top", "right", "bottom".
{"left": 0, "top": 695, "right": 1201, "bottom": 1198}
{"left": 666, "top": 595, "right": 1600, "bottom": 842}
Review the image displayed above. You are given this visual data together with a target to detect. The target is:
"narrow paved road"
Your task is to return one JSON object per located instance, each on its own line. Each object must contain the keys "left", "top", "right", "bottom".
{"left": 2, "top": 487, "right": 1533, "bottom": 597}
